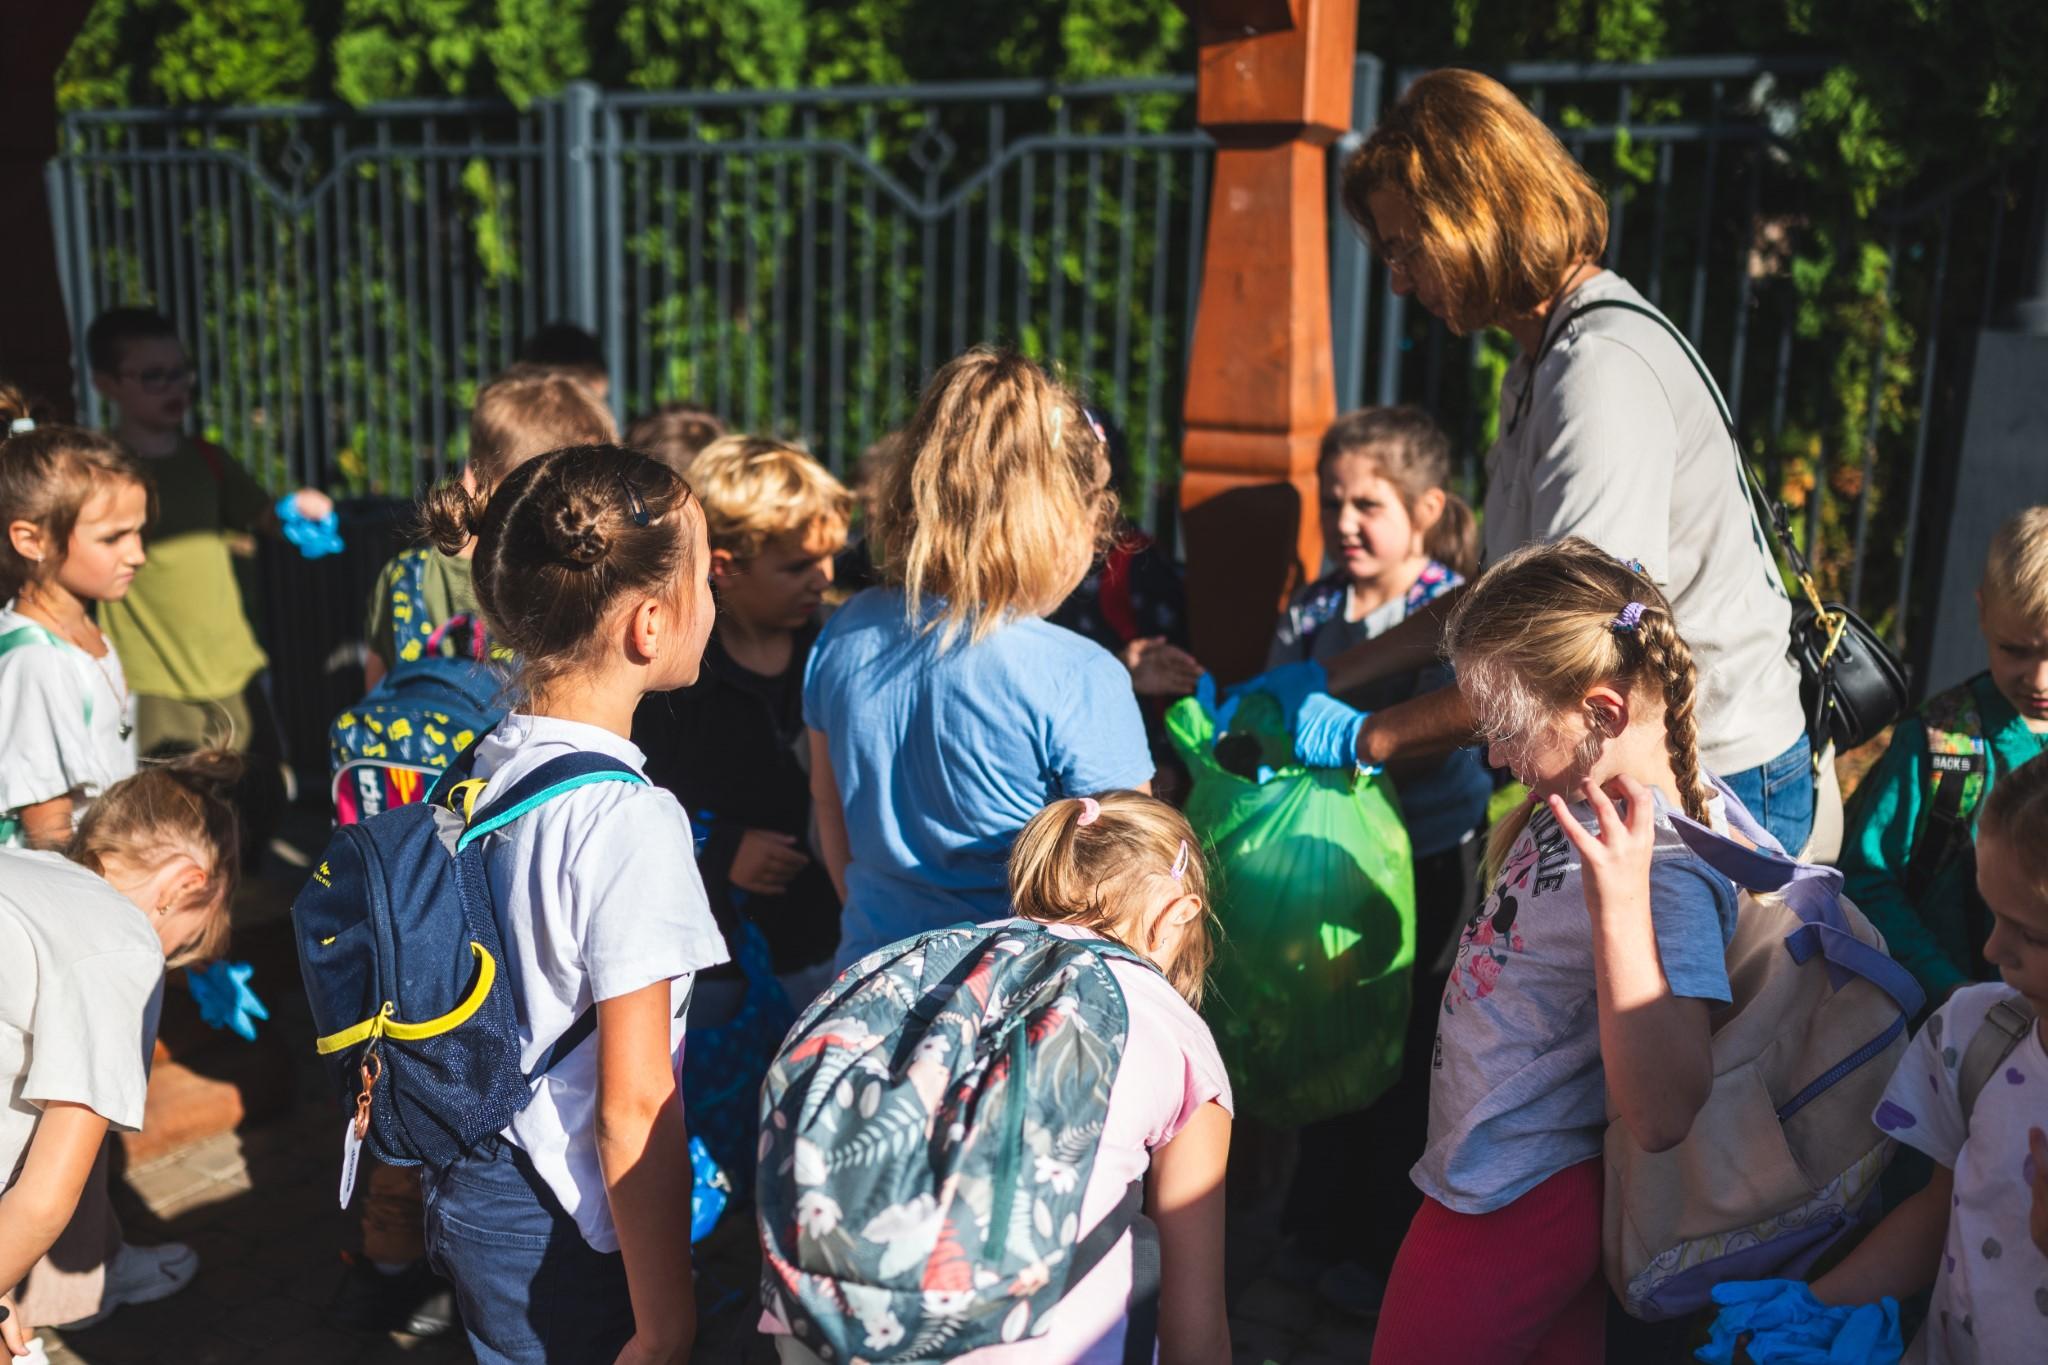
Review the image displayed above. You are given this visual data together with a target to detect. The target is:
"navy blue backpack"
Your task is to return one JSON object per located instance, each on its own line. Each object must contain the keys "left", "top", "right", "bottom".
{"left": 293, "top": 747, "right": 644, "bottom": 1170}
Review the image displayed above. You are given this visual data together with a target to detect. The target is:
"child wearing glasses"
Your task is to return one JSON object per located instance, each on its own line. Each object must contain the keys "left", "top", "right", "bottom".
{"left": 85, "top": 308, "right": 330, "bottom": 779}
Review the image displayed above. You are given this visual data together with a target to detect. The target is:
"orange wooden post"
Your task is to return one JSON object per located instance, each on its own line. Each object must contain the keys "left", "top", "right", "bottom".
{"left": 1180, "top": 0, "right": 1357, "bottom": 682}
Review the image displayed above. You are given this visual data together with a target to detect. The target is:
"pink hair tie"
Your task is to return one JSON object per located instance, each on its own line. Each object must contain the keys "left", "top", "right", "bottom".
{"left": 1075, "top": 797, "right": 1101, "bottom": 827}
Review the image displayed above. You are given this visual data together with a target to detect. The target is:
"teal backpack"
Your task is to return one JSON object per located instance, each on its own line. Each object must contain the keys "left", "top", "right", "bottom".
{"left": 757, "top": 922, "right": 1161, "bottom": 1364}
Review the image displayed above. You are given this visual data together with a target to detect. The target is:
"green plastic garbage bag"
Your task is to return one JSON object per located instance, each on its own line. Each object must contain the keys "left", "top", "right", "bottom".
{"left": 1166, "top": 691, "right": 1417, "bottom": 1127}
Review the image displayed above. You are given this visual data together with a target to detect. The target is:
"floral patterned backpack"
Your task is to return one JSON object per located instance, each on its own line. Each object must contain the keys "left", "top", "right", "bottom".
{"left": 758, "top": 922, "right": 1160, "bottom": 1364}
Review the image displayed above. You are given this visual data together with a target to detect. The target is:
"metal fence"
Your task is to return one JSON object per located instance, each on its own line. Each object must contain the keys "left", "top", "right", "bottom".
{"left": 47, "top": 56, "right": 2041, "bottom": 774}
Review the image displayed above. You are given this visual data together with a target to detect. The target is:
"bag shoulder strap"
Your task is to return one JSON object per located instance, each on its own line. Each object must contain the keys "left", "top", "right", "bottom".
{"left": 0, "top": 623, "right": 95, "bottom": 728}
{"left": 453, "top": 752, "right": 647, "bottom": 852}
{"left": 1559, "top": 297, "right": 1792, "bottom": 585}
{"left": 1958, "top": 997, "right": 2036, "bottom": 1126}
{"left": 1907, "top": 685, "right": 1990, "bottom": 898}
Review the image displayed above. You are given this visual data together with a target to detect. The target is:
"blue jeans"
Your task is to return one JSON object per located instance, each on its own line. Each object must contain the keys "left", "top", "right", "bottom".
{"left": 1718, "top": 734, "right": 1815, "bottom": 855}
{"left": 422, "top": 1137, "right": 635, "bottom": 1365}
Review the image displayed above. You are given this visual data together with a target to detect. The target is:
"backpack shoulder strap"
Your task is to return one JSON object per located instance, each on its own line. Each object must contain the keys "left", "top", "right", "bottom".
{"left": 0, "top": 623, "right": 94, "bottom": 729}
{"left": 1907, "top": 684, "right": 1989, "bottom": 898}
{"left": 1958, "top": 996, "right": 2036, "bottom": 1126}
{"left": 455, "top": 752, "right": 647, "bottom": 852}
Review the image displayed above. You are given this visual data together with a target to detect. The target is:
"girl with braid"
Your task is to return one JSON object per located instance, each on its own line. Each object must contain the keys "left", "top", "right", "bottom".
{"left": 1296, "top": 538, "right": 1745, "bottom": 1362}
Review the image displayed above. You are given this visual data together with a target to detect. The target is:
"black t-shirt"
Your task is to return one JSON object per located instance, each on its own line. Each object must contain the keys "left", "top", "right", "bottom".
{"left": 632, "top": 620, "right": 840, "bottom": 973}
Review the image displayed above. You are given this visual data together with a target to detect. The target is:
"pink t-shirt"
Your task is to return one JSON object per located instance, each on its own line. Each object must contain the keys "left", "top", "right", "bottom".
{"left": 760, "top": 921, "right": 1233, "bottom": 1363}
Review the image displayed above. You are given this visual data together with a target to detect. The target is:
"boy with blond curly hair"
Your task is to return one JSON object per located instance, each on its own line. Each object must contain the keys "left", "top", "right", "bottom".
{"left": 1843, "top": 505, "right": 2048, "bottom": 1005}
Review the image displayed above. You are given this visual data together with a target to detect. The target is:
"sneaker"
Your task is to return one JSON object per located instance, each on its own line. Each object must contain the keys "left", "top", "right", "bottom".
{"left": 329, "top": 1256, "right": 457, "bottom": 1337}
{"left": 56, "top": 1241, "right": 199, "bottom": 1330}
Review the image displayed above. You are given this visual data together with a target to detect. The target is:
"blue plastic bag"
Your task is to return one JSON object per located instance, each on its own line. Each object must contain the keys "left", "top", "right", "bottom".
{"left": 1696, "top": 1280, "right": 1902, "bottom": 1365}
{"left": 186, "top": 960, "right": 269, "bottom": 1041}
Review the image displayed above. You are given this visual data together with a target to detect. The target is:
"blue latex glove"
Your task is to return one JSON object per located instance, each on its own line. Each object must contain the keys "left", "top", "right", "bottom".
{"left": 1223, "top": 660, "right": 1329, "bottom": 731}
{"left": 690, "top": 1136, "right": 730, "bottom": 1243}
{"left": 1192, "top": 673, "right": 1240, "bottom": 733}
{"left": 186, "top": 960, "right": 270, "bottom": 1042}
{"left": 1696, "top": 1279, "right": 1902, "bottom": 1365}
{"left": 276, "top": 494, "right": 344, "bottom": 559}
{"left": 1293, "top": 693, "right": 1372, "bottom": 772}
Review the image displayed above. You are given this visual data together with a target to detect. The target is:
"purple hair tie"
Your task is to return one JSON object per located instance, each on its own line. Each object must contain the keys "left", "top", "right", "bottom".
{"left": 1611, "top": 601, "right": 1646, "bottom": 634}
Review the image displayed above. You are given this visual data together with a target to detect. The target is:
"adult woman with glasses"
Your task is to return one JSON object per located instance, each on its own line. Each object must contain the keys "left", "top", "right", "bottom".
{"left": 1271, "top": 67, "right": 1817, "bottom": 856}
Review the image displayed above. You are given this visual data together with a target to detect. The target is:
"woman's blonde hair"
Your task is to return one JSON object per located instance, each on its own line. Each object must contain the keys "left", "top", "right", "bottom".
{"left": 1980, "top": 750, "right": 2048, "bottom": 903}
{"left": 1342, "top": 68, "right": 1608, "bottom": 336}
{"left": 1008, "top": 791, "right": 1215, "bottom": 1006}
{"left": 688, "top": 435, "right": 852, "bottom": 562}
{"left": 69, "top": 751, "right": 242, "bottom": 969}
{"left": 870, "top": 347, "right": 1110, "bottom": 649}
{"left": 1446, "top": 538, "right": 1709, "bottom": 876}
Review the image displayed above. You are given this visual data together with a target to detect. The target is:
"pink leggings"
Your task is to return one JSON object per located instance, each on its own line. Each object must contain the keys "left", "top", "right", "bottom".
{"left": 1371, "top": 1158, "right": 1606, "bottom": 1365}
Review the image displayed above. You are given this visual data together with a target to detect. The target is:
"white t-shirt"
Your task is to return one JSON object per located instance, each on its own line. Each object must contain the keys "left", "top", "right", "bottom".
{"left": 1872, "top": 983, "right": 2048, "bottom": 1365}
{"left": 467, "top": 712, "right": 730, "bottom": 1252}
{"left": 1482, "top": 272, "right": 1806, "bottom": 777}
{"left": 0, "top": 605, "right": 138, "bottom": 840}
{"left": 0, "top": 849, "right": 165, "bottom": 1187}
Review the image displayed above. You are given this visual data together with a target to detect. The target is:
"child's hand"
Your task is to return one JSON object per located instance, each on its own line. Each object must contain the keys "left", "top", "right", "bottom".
{"left": 730, "top": 829, "right": 810, "bottom": 896}
{"left": 1121, "top": 636, "right": 1204, "bottom": 697}
{"left": 292, "top": 488, "right": 334, "bottom": 521}
{"left": 1547, "top": 776, "right": 1655, "bottom": 920}
{"left": 2030, "top": 1127, "right": 2048, "bottom": 1259}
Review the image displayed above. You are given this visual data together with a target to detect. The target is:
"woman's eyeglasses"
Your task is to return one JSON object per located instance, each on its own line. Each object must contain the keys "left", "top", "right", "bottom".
{"left": 119, "top": 365, "right": 195, "bottom": 393}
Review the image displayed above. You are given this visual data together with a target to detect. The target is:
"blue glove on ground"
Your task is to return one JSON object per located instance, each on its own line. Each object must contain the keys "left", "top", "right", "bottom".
{"left": 187, "top": 960, "right": 270, "bottom": 1042}
{"left": 1696, "top": 1279, "right": 1902, "bottom": 1365}
{"left": 1222, "top": 660, "right": 1329, "bottom": 731}
{"left": 690, "top": 1135, "right": 730, "bottom": 1243}
{"left": 1293, "top": 693, "right": 1371, "bottom": 772}
{"left": 277, "top": 494, "right": 344, "bottom": 559}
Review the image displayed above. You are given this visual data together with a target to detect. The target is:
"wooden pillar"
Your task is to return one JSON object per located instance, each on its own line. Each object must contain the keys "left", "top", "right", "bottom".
{"left": 1181, "top": 0, "right": 1357, "bottom": 682}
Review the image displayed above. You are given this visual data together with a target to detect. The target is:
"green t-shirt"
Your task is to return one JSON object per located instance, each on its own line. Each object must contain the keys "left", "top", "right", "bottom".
{"left": 1841, "top": 672, "right": 2048, "bottom": 1003}
{"left": 101, "top": 438, "right": 271, "bottom": 703}
{"left": 365, "top": 548, "right": 484, "bottom": 671}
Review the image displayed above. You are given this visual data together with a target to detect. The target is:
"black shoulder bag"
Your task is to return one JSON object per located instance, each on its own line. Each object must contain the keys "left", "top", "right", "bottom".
{"left": 1530, "top": 297, "right": 1911, "bottom": 759}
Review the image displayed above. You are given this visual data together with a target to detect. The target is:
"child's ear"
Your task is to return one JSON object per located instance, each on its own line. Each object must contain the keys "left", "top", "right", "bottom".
{"left": 1413, "top": 486, "right": 1446, "bottom": 531}
{"left": 89, "top": 368, "right": 119, "bottom": 403}
{"left": 709, "top": 547, "right": 738, "bottom": 587}
{"left": 7, "top": 518, "right": 47, "bottom": 564}
{"left": 1584, "top": 685, "right": 1628, "bottom": 737}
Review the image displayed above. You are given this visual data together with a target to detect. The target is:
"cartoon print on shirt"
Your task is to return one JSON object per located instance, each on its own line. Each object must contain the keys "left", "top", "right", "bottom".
{"left": 1441, "top": 812, "right": 1571, "bottom": 1021}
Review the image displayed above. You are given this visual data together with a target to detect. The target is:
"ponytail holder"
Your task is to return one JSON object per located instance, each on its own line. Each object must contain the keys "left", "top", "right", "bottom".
{"left": 1611, "top": 601, "right": 1646, "bottom": 634}
{"left": 7, "top": 417, "right": 33, "bottom": 435}
{"left": 1075, "top": 796, "right": 1100, "bottom": 827}
{"left": 1169, "top": 840, "right": 1190, "bottom": 882}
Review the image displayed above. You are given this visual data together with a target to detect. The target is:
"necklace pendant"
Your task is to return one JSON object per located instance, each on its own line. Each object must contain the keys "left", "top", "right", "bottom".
{"left": 118, "top": 723, "right": 134, "bottom": 741}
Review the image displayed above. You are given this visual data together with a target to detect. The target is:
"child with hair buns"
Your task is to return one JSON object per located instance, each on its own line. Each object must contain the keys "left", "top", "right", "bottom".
{"left": 0, "top": 388, "right": 150, "bottom": 847}
{"left": 0, "top": 753, "right": 240, "bottom": 1348}
{"left": 761, "top": 790, "right": 1232, "bottom": 1365}
{"left": 803, "top": 347, "right": 1154, "bottom": 970}
{"left": 1294, "top": 537, "right": 1745, "bottom": 1362}
{"left": 413, "top": 445, "right": 728, "bottom": 1364}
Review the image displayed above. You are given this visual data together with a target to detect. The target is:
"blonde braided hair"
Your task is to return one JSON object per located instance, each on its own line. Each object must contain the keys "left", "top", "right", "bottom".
{"left": 1446, "top": 537, "right": 1712, "bottom": 875}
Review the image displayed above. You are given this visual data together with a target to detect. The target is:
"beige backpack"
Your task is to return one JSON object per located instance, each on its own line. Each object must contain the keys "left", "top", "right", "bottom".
{"left": 1604, "top": 796, "right": 1924, "bottom": 1321}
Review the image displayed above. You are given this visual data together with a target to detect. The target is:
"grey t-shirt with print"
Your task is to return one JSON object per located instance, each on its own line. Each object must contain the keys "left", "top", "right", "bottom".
{"left": 1483, "top": 271, "right": 1806, "bottom": 777}
{"left": 1412, "top": 788, "right": 1740, "bottom": 1214}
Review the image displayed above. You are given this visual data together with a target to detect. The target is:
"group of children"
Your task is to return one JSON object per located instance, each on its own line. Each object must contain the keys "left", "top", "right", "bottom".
{"left": 1, "top": 300, "right": 2045, "bottom": 1365}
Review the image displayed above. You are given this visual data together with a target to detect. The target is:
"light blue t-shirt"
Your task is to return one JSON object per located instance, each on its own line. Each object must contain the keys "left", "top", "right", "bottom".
{"left": 1414, "top": 785, "right": 1742, "bottom": 1214}
{"left": 804, "top": 588, "right": 1154, "bottom": 969}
